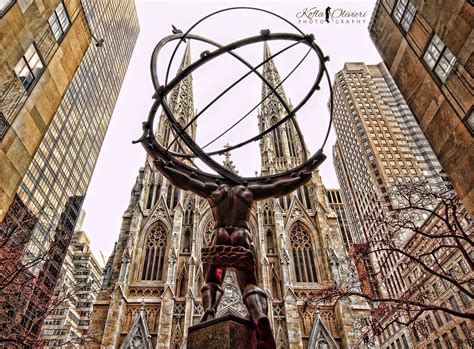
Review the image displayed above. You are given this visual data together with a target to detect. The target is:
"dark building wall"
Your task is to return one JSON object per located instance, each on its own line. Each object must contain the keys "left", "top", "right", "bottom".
{"left": 0, "top": 0, "right": 139, "bottom": 345}
{"left": 369, "top": 0, "right": 474, "bottom": 218}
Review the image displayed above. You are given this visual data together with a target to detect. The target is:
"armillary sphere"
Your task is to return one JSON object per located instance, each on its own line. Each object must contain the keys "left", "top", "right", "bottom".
{"left": 135, "top": 7, "right": 333, "bottom": 185}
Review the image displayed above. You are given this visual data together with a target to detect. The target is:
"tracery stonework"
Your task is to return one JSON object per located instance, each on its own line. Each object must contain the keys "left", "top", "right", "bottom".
{"left": 88, "top": 42, "right": 369, "bottom": 348}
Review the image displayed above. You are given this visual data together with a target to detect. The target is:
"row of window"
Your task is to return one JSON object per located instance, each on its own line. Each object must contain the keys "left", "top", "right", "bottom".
{"left": 393, "top": 0, "right": 457, "bottom": 85}
{"left": 140, "top": 220, "right": 320, "bottom": 284}
{"left": 13, "top": 2, "right": 70, "bottom": 91}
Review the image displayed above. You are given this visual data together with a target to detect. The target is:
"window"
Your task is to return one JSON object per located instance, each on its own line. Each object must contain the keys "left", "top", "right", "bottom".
{"left": 290, "top": 224, "right": 317, "bottom": 282}
{"left": 433, "top": 310, "right": 443, "bottom": 327}
{"left": 166, "top": 185, "right": 180, "bottom": 209}
{"left": 450, "top": 328, "right": 462, "bottom": 345}
{"left": 465, "top": 108, "right": 474, "bottom": 134}
{"left": 449, "top": 295, "right": 460, "bottom": 312}
{"left": 460, "top": 321, "right": 471, "bottom": 340}
{"left": 0, "top": 0, "right": 14, "bottom": 17}
{"left": 0, "top": 112, "right": 8, "bottom": 140}
{"left": 459, "top": 291, "right": 471, "bottom": 308}
{"left": 141, "top": 222, "right": 168, "bottom": 281}
{"left": 14, "top": 43, "right": 44, "bottom": 91}
{"left": 266, "top": 228, "right": 275, "bottom": 254}
{"left": 401, "top": 334, "right": 409, "bottom": 349}
{"left": 271, "top": 118, "right": 284, "bottom": 158}
{"left": 442, "top": 334, "right": 452, "bottom": 349}
{"left": 392, "top": 0, "right": 416, "bottom": 32}
{"left": 48, "top": 2, "right": 70, "bottom": 41}
{"left": 423, "top": 34, "right": 457, "bottom": 83}
{"left": 285, "top": 123, "right": 297, "bottom": 157}
{"left": 263, "top": 203, "right": 274, "bottom": 225}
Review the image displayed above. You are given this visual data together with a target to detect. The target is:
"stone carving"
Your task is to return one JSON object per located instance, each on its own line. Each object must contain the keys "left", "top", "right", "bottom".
{"left": 272, "top": 303, "right": 285, "bottom": 319}
{"left": 307, "top": 311, "right": 338, "bottom": 349}
{"left": 217, "top": 271, "right": 248, "bottom": 318}
{"left": 120, "top": 304, "right": 153, "bottom": 349}
{"left": 129, "top": 287, "right": 163, "bottom": 298}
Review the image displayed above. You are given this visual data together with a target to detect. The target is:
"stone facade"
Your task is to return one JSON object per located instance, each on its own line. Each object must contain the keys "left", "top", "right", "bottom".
{"left": 0, "top": 0, "right": 91, "bottom": 221}
{"left": 368, "top": 0, "right": 474, "bottom": 218}
{"left": 89, "top": 42, "right": 369, "bottom": 348}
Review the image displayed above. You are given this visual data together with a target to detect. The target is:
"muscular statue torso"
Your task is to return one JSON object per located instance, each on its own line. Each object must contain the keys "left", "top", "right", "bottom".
{"left": 208, "top": 184, "right": 253, "bottom": 230}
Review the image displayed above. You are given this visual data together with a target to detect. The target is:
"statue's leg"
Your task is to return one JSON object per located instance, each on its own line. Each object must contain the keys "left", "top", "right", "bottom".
{"left": 232, "top": 229, "right": 276, "bottom": 349}
{"left": 200, "top": 275, "right": 224, "bottom": 322}
{"left": 200, "top": 228, "right": 229, "bottom": 322}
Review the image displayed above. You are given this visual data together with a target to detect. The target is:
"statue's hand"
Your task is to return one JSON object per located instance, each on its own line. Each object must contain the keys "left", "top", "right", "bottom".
{"left": 298, "top": 170, "right": 312, "bottom": 179}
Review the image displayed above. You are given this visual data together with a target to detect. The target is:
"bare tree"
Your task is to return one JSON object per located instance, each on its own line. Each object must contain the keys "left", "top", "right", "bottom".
{"left": 303, "top": 179, "right": 473, "bottom": 347}
{"left": 0, "top": 198, "right": 99, "bottom": 348}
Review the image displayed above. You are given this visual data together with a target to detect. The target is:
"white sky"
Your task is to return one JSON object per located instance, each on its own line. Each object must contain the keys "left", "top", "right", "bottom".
{"left": 82, "top": 0, "right": 381, "bottom": 265}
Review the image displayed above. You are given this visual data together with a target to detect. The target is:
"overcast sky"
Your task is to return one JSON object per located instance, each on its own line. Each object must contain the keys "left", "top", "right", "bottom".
{"left": 82, "top": 0, "right": 381, "bottom": 264}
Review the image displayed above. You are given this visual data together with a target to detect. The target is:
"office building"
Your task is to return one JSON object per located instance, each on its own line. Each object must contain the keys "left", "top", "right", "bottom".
{"left": 332, "top": 61, "right": 446, "bottom": 346}
{"left": 368, "top": 0, "right": 473, "bottom": 218}
{"left": 42, "top": 230, "right": 102, "bottom": 348}
{"left": 0, "top": 0, "right": 139, "bottom": 345}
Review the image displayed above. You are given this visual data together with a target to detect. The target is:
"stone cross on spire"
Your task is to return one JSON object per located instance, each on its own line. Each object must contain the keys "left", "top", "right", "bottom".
{"left": 222, "top": 143, "right": 239, "bottom": 174}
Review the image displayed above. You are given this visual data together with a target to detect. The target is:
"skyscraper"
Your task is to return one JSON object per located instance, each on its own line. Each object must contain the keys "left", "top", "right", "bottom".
{"left": 41, "top": 230, "right": 102, "bottom": 348}
{"left": 89, "top": 42, "right": 369, "bottom": 349}
{"left": 0, "top": 0, "right": 91, "bottom": 221}
{"left": 368, "top": 0, "right": 473, "bottom": 218}
{"left": 0, "top": 0, "right": 139, "bottom": 345}
{"left": 332, "top": 62, "right": 444, "bottom": 343}
{"left": 333, "top": 62, "right": 442, "bottom": 245}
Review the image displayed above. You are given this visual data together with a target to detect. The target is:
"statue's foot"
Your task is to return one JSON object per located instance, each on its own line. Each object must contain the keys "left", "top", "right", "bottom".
{"left": 256, "top": 317, "right": 276, "bottom": 349}
{"left": 199, "top": 308, "right": 215, "bottom": 323}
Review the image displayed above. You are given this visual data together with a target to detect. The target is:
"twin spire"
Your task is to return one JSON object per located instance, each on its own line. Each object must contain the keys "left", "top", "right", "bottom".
{"left": 158, "top": 40, "right": 304, "bottom": 173}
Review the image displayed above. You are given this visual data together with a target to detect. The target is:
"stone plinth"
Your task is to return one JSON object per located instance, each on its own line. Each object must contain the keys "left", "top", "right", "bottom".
{"left": 187, "top": 314, "right": 256, "bottom": 349}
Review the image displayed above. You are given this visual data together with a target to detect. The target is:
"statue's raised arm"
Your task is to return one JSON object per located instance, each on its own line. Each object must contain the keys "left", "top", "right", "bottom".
{"left": 153, "top": 158, "right": 218, "bottom": 198}
{"left": 248, "top": 170, "right": 313, "bottom": 201}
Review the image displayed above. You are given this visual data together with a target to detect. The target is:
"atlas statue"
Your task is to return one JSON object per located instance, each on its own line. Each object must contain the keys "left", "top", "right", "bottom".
{"left": 136, "top": 6, "right": 332, "bottom": 349}
{"left": 153, "top": 157, "right": 321, "bottom": 348}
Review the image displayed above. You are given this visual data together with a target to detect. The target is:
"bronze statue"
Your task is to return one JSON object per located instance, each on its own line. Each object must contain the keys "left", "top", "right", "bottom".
{"left": 154, "top": 158, "right": 317, "bottom": 348}
{"left": 138, "top": 11, "right": 332, "bottom": 348}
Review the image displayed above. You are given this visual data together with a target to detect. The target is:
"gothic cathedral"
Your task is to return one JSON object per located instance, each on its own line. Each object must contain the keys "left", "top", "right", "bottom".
{"left": 89, "top": 42, "right": 368, "bottom": 348}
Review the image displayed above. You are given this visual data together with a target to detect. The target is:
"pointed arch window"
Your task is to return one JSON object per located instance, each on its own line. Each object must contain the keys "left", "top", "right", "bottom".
{"left": 182, "top": 227, "right": 191, "bottom": 253}
{"left": 166, "top": 185, "right": 180, "bottom": 209}
{"left": 290, "top": 224, "right": 318, "bottom": 283}
{"left": 285, "top": 123, "right": 297, "bottom": 157}
{"left": 146, "top": 181, "right": 154, "bottom": 210}
{"left": 203, "top": 219, "right": 214, "bottom": 247}
{"left": 162, "top": 121, "right": 170, "bottom": 147}
{"left": 271, "top": 268, "right": 283, "bottom": 299}
{"left": 271, "top": 117, "right": 284, "bottom": 158}
{"left": 183, "top": 202, "right": 194, "bottom": 226}
{"left": 141, "top": 222, "right": 168, "bottom": 281}
{"left": 176, "top": 267, "right": 188, "bottom": 297}
{"left": 263, "top": 203, "right": 274, "bottom": 225}
{"left": 266, "top": 228, "right": 275, "bottom": 254}
{"left": 297, "top": 186, "right": 313, "bottom": 210}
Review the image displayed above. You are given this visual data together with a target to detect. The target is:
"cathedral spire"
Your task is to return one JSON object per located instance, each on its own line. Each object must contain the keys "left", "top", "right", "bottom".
{"left": 177, "top": 41, "right": 192, "bottom": 72}
{"left": 156, "top": 41, "right": 196, "bottom": 147}
{"left": 259, "top": 42, "right": 304, "bottom": 175}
